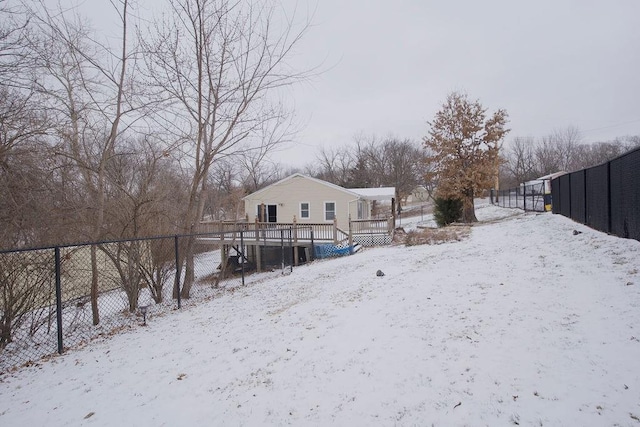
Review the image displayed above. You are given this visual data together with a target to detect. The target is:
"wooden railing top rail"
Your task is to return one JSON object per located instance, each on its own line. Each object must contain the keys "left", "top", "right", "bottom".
{"left": 349, "top": 217, "right": 392, "bottom": 223}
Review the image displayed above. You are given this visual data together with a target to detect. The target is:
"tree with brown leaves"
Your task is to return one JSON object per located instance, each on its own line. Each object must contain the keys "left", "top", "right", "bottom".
{"left": 424, "top": 92, "right": 509, "bottom": 223}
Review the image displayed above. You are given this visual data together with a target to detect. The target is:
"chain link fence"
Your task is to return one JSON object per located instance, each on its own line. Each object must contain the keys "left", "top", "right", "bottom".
{"left": 491, "top": 182, "right": 547, "bottom": 212}
{"left": 0, "top": 229, "right": 298, "bottom": 373}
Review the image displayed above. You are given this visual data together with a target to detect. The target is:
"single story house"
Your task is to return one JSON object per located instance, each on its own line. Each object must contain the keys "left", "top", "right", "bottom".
{"left": 406, "top": 185, "right": 429, "bottom": 204}
{"left": 242, "top": 173, "right": 395, "bottom": 231}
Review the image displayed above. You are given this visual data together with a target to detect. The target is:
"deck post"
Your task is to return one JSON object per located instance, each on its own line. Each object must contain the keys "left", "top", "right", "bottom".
{"left": 310, "top": 230, "right": 315, "bottom": 261}
{"left": 255, "top": 217, "right": 260, "bottom": 242}
{"left": 292, "top": 216, "right": 298, "bottom": 242}
{"left": 256, "top": 244, "right": 262, "bottom": 272}
{"left": 333, "top": 217, "right": 338, "bottom": 244}
{"left": 293, "top": 216, "right": 299, "bottom": 266}
{"left": 348, "top": 214, "right": 353, "bottom": 250}
{"left": 391, "top": 197, "right": 396, "bottom": 227}
{"left": 240, "top": 231, "right": 245, "bottom": 286}
{"left": 254, "top": 216, "right": 262, "bottom": 273}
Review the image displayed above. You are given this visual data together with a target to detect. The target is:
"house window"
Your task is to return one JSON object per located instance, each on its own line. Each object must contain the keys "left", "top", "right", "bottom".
{"left": 300, "top": 202, "right": 310, "bottom": 219}
{"left": 324, "top": 202, "right": 336, "bottom": 221}
{"left": 357, "top": 200, "right": 366, "bottom": 220}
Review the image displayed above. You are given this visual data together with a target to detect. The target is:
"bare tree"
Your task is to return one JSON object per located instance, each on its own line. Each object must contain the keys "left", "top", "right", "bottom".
{"left": 27, "top": 0, "right": 137, "bottom": 324}
{"left": 204, "top": 158, "right": 243, "bottom": 220}
{"left": 0, "top": 2, "right": 59, "bottom": 249}
{"left": 0, "top": 0, "right": 31, "bottom": 88}
{"left": 504, "top": 136, "right": 538, "bottom": 186}
{"left": 378, "top": 138, "right": 424, "bottom": 213}
{"left": 238, "top": 143, "right": 285, "bottom": 194}
{"left": 535, "top": 126, "right": 582, "bottom": 175}
{"left": 141, "top": 0, "right": 312, "bottom": 298}
{"left": 552, "top": 125, "right": 582, "bottom": 171}
{"left": 572, "top": 141, "right": 628, "bottom": 168}
{"left": 349, "top": 135, "right": 383, "bottom": 188}
{"left": 621, "top": 135, "right": 640, "bottom": 151}
{"left": 0, "top": 250, "right": 55, "bottom": 349}
{"left": 314, "top": 145, "right": 354, "bottom": 186}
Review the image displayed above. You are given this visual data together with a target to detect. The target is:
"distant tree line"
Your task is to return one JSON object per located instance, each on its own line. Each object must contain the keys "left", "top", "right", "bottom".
{"left": 301, "top": 136, "right": 432, "bottom": 213}
{"left": 500, "top": 127, "right": 640, "bottom": 188}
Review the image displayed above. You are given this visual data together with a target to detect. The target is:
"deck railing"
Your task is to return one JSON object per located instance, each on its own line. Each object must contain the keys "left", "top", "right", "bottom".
{"left": 198, "top": 219, "right": 350, "bottom": 244}
{"left": 349, "top": 218, "right": 394, "bottom": 235}
{"left": 198, "top": 220, "right": 248, "bottom": 235}
{"left": 198, "top": 216, "right": 394, "bottom": 246}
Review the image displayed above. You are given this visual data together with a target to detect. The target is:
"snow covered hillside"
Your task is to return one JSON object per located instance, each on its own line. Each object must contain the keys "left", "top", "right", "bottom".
{"left": 1, "top": 205, "right": 639, "bottom": 426}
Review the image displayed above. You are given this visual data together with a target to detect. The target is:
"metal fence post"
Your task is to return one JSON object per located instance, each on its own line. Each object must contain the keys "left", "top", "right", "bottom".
{"left": 583, "top": 169, "right": 588, "bottom": 223}
{"left": 54, "top": 247, "right": 64, "bottom": 354}
{"left": 568, "top": 173, "right": 572, "bottom": 220}
{"left": 174, "top": 235, "right": 181, "bottom": 309}
{"left": 607, "top": 161, "right": 612, "bottom": 233}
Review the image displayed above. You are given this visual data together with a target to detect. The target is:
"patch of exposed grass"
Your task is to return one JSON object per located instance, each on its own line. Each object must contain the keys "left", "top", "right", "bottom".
{"left": 402, "top": 226, "right": 470, "bottom": 246}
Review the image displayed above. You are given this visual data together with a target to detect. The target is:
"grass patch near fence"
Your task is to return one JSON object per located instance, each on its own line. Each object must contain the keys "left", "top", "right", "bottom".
{"left": 402, "top": 226, "right": 470, "bottom": 246}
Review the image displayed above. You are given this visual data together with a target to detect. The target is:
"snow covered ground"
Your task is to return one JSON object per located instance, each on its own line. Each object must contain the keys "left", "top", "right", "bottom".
{"left": 1, "top": 204, "right": 639, "bottom": 426}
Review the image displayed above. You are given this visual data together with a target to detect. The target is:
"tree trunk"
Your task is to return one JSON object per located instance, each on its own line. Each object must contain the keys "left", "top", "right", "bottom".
{"left": 180, "top": 243, "right": 195, "bottom": 299}
{"left": 0, "top": 308, "right": 13, "bottom": 348}
{"left": 461, "top": 190, "right": 477, "bottom": 223}
{"left": 180, "top": 170, "right": 209, "bottom": 299}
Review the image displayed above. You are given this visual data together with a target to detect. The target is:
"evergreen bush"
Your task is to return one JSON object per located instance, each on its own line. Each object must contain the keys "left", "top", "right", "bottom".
{"left": 433, "top": 197, "right": 463, "bottom": 227}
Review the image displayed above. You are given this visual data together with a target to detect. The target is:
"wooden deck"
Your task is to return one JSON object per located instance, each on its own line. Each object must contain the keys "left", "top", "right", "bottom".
{"left": 197, "top": 217, "right": 394, "bottom": 246}
{"left": 195, "top": 218, "right": 394, "bottom": 273}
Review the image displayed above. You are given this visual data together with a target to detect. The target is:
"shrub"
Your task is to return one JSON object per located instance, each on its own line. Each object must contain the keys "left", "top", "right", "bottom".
{"left": 433, "top": 197, "right": 463, "bottom": 227}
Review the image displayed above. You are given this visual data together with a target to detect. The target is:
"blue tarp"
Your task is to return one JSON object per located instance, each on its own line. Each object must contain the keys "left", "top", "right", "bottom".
{"left": 313, "top": 244, "right": 352, "bottom": 259}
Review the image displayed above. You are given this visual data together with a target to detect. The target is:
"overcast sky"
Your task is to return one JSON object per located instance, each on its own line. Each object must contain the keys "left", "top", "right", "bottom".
{"left": 274, "top": 0, "right": 640, "bottom": 165}
{"left": 85, "top": 0, "right": 640, "bottom": 167}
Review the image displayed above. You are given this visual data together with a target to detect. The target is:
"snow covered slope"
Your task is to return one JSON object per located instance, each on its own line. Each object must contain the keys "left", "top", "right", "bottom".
{"left": 1, "top": 205, "right": 639, "bottom": 426}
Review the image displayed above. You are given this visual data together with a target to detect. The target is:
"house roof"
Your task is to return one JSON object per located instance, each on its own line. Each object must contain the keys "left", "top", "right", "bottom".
{"left": 242, "top": 173, "right": 396, "bottom": 201}
{"left": 536, "top": 171, "right": 568, "bottom": 180}
{"left": 348, "top": 187, "right": 395, "bottom": 201}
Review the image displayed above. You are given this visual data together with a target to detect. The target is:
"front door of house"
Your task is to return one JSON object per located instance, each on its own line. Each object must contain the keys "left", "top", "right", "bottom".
{"left": 257, "top": 204, "right": 277, "bottom": 222}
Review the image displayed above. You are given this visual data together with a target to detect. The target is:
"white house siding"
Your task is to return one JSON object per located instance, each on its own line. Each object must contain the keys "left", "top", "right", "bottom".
{"left": 243, "top": 175, "right": 362, "bottom": 230}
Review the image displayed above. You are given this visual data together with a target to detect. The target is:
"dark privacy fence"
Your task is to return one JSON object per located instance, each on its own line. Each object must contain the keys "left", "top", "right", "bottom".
{"left": 551, "top": 146, "right": 640, "bottom": 241}
{"left": 0, "top": 228, "right": 300, "bottom": 373}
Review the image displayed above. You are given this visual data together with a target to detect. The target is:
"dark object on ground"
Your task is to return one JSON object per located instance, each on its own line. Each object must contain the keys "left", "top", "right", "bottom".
{"left": 573, "top": 230, "right": 582, "bottom": 235}
{"left": 376, "top": 270, "right": 385, "bottom": 277}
